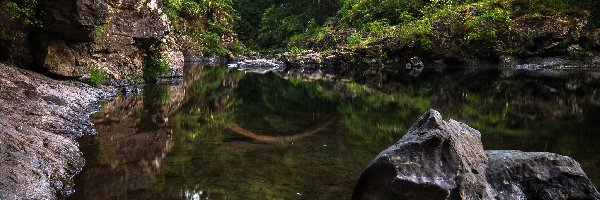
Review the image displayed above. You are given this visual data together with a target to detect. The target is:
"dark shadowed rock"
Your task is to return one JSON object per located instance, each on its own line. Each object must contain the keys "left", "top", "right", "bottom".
{"left": 405, "top": 56, "right": 424, "bottom": 77}
{"left": 486, "top": 150, "right": 600, "bottom": 200}
{"left": 0, "top": 4, "right": 33, "bottom": 67}
{"left": 353, "top": 109, "right": 600, "bottom": 200}
{"left": 352, "top": 109, "right": 494, "bottom": 200}
{"left": 38, "top": 0, "right": 109, "bottom": 42}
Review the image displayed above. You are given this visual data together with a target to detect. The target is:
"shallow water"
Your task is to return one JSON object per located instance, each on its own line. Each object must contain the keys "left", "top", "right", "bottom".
{"left": 72, "top": 64, "right": 600, "bottom": 199}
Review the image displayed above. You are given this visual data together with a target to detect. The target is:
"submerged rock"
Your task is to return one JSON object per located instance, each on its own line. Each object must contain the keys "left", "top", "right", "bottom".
{"left": 353, "top": 109, "right": 600, "bottom": 200}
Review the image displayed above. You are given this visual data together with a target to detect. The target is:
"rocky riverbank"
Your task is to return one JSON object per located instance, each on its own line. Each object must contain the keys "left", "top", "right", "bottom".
{"left": 0, "top": 63, "right": 113, "bottom": 199}
{"left": 353, "top": 110, "right": 600, "bottom": 200}
{"left": 224, "top": 52, "right": 600, "bottom": 85}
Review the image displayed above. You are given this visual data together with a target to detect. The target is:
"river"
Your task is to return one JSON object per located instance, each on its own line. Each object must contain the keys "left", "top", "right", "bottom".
{"left": 71, "top": 64, "right": 600, "bottom": 199}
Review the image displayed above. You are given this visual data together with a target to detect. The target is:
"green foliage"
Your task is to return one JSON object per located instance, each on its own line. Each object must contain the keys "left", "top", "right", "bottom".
{"left": 231, "top": 0, "right": 275, "bottom": 45}
{"left": 94, "top": 24, "right": 108, "bottom": 41}
{"left": 124, "top": 74, "right": 142, "bottom": 86}
{"left": 337, "top": 0, "right": 465, "bottom": 27}
{"left": 163, "top": 0, "right": 238, "bottom": 56}
{"left": 569, "top": 46, "right": 593, "bottom": 59}
{"left": 233, "top": 0, "right": 338, "bottom": 49}
{"left": 230, "top": 43, "right": 246, "bottom": 55}
{"left": 286, "top": 0, "right": 598, "bottom": 56}
{"left": 3, "top": 0, "right": 40, "bottom": 26}
{"left": 164, "top": 0, "right": 184, "bottom": 10}
{"left": 346, "top": 32, "right": 362, "bottom": 47}
{"left": 289, "top": 46, "right": 303, "bottom": 55}
{"left": 464, "top": 4, "right": 513, "bottom": 45}
{"left": 192, "top": 30, "right": 229, "bottom": 56}
{"left": 313, "top": 26, "right": 333, "bottom": 43}
{"left": 89, "top": 67, "right": 107, "bottom": 87}
{"left": 143, "top": 55, "right": 171, "bottom": 82}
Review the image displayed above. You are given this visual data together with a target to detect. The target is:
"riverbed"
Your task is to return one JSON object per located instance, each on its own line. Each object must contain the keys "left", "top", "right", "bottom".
{"left": 71, "top": 64, "right": 600, "bottom": 199}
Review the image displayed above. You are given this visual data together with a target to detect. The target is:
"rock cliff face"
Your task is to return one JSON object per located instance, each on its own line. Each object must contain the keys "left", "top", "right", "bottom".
{"left": 0, "top": 0, "right": 184, "bottom": 81}
{"left": 353, "top": 110, "right": 600, "bottom": 200}
{"left": 0, "top": 63, "right": 110, "bottom": 199}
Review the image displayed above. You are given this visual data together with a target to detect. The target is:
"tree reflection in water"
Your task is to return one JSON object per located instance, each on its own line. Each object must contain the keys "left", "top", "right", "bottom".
{"left": 73, "top": 64, "right": 600, "bottom": 199}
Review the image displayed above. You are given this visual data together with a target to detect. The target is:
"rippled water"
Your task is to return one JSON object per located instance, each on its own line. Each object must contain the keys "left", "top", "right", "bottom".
{"left": 71, "top": 64, "right": 600, "bottom": 199}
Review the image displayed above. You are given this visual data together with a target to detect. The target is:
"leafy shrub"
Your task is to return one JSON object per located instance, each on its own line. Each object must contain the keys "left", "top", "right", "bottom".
{"left": 246, "top": 0, "right": 338, "bottom": 49}
{"left": 289, "top": 46, "right": 303, "bottom": 55}
{"left": 181, "top": 0, "right": 202, "bottom": 17}
{"left": 143, "top": 55, "right": 171, "bottom": 82}
{"left": 192, "top": 30, "right": 229, "bottom": 56}
{"left": 164, "top": 0, "right": 184, "bottom": 11}
{"left": 164, "top": 0, "right": 238, "bottom": 56}
{"left": 230, "top": 43, "right": 246, "bottom": 55}
{"left": 347, "top": 32, "right": 362, "bottom": 47}
{"left": 3, "top": 0, "right": 40, "bottom": 26}
{"left": 336, "top": 0, "right": 462, "bottom": 27}
{"left": 89, "top": 67, "right": 107, "bottom": 87}
{"left": 568, "top": 45, "right": 592, "bottom": 59}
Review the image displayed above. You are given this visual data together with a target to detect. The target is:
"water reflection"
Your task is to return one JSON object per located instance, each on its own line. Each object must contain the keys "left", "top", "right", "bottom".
{"left": 71, "top": 84, "right": 183, "bottom": 200}
{"left": 73, "top": 64, "right": 600, "bottom": 199}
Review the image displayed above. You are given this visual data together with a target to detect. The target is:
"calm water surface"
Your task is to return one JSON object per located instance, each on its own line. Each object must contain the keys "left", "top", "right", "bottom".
{"left": 72, "top": 64, "right": 600, "bottom": 199}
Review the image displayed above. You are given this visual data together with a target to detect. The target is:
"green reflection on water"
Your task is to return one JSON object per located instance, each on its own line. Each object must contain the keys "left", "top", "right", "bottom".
{"left": 73, "top": 65, "right": 600, "bottom": 200}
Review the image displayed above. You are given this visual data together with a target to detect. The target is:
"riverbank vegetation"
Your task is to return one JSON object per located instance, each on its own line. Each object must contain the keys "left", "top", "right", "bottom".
{"left": 162, "top": 0, "right": 242, "bottom": 57}
{"left": 185, "top": 0, "right": 598, "bottom": 58}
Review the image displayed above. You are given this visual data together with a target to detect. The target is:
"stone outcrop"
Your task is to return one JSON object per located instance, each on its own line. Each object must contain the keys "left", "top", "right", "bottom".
{"left": 353, "top": 109, "right": 600, "bottom": 200}
{"left": 0, "top": 63, "right": 111, "bottom": 199}
{"left": 0, "top": 0, "right": 184, "bottom": 82}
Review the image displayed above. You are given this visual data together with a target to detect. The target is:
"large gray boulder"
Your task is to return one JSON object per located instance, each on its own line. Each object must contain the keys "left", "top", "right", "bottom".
{"left": 487, "top": 150, "right": 600, "bottom": 200}
{"left": 353, "top": 109, "right": 600, "bottom": 200}
{"left": 353, "top": 109, "right": 494, "bottom": 199}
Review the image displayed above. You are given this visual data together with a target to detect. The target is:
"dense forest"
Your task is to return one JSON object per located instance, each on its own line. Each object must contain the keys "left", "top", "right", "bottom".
{"left": 158, "top": 0, "right": 600, "bottom": 57}
{"left": 1, "top": 0, "right": 598, "bottom": 81}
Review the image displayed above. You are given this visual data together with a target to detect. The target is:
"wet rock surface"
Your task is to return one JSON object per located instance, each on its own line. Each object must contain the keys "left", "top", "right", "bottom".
{"left": 281, "top": 51, "right": 600, "bottom": 83}
{"left": 228, "top": 56, "right": 285, "bottom": 74}
{"left": 353, "top": 109, "right": 600, "bottom": 200}
{"left": 0, "top": 63, "right": 110, "bottom": 199}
